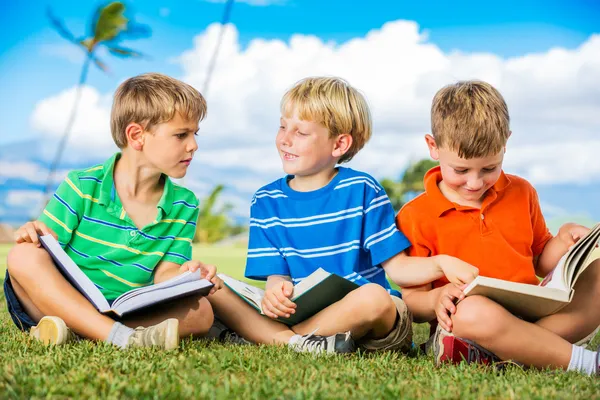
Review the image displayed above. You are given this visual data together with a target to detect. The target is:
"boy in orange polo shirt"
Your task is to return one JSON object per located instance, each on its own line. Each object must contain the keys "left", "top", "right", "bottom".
{"left": 396, "top": 80, "right": 600, "bottom": 375}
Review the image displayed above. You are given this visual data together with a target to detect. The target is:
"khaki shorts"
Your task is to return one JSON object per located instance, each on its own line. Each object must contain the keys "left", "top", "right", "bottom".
{"left": 358, "top": 295, "right": 413, "bottom": 352}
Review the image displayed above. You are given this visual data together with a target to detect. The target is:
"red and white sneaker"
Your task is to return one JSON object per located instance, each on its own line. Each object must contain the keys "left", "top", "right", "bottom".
{"left": 431, "top": 325, "right": 500, "bottom": 366}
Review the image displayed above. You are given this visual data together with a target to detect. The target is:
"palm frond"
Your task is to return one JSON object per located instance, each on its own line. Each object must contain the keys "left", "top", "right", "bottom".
{"left": 46, "top": 7, "right": 79, "bottom": 44}
{"left": 94, "top": 2, "right": 128, "bottom": 43}
{"left": 91, "top": 54, "right": 110, "bottom": 72}
{"left": 106, "top": 45, "right": 144, "bottom": 58}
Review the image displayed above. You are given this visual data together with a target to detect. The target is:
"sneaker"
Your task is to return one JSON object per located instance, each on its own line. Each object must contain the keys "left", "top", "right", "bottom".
{"left": 127, "top": 318, "right": 179, "bottom": 350}
{"left": 30, "top": 316, "right": 77, "bottom": 346}
{"left": 209, "top": 318, "right": 252, "bottom": 345}
{"left": 432, "top": 325, "right": 499, "bottom": 366}
{"left": 290, "top": 330, "right": 356, "bottom": 354}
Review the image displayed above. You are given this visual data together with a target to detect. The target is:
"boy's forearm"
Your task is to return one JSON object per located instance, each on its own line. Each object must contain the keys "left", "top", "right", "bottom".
{"left": 536, "top": 236, "right": 568, "bottom": 277}
{"left": 382, "top": 252, "right": 445, "bottom": 287}
{"left": 402, "top": 285, "right": 444, "bottom": 323}
{"left": 265, "top": 275, "right": 292, "bottom": 290}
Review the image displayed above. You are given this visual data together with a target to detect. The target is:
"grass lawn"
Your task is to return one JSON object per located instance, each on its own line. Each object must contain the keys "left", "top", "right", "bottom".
{"left": 0, "top": 243, "right": 599, "bottom": 398}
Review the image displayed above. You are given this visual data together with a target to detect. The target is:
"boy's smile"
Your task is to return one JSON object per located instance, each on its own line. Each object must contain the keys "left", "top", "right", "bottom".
{"left": 426, "top": 134, "right": 504, "bottom": 207}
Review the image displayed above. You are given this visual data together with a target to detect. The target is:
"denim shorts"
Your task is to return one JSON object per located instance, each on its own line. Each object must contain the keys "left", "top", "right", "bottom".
{"left": 3, "top": 271, "right": 37, "bottom": 331}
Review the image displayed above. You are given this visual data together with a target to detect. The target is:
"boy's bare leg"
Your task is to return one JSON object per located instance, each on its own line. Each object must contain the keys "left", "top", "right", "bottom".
{"left": 536, "top": 259, "right": 600, "bottom": 343}
{"left": 292, "top": 283, "right": 397, "bottom": 340}
{"left": 207, "top": 285, "right": 295, "bottom": 344}
{"left": 122, "top": 295, "right": 214, "bottom": 338}
{"left": 8, "top": 243, "right": 214, "bottom": 339}
{"left": 451, "top": 295, "right": 573, "bottom": 369}
{"left": 7, "top": 243, "right": 114, "bottom": 340}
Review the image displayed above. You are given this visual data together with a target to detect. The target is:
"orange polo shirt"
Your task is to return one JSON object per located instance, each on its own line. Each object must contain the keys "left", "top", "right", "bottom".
{"left": 396, "top": 166, "right": 553, "bottom": 289}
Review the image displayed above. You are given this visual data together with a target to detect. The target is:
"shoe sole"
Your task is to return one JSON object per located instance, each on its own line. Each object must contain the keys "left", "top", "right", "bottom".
{"left": 30, "top": 316, "right": 69, "bottom": 345}
{"left": 164, "top": 319, "right": 179, "bottom": 350}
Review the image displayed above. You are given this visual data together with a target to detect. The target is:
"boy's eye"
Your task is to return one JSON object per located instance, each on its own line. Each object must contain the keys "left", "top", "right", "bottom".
{"left": 175, "top": 133, "right": 187, "bottom": 139}
{"left": 297, "top": 131, "right": 308, "bottom": 136}
{"left": 454, "top": 169, "right": 468, "bottom": 174}
{"left": 483, "top": 167, "right": 497, "bottom": 173}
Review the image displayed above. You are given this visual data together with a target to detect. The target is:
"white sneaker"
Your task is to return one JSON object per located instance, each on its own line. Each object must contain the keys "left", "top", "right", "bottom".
{"left": 30, "top": 316, "right": 76, "bottom": 346}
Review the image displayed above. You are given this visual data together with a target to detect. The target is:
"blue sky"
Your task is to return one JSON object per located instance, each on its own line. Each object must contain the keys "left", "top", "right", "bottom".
{"left": 1, "top": 0, "right": 599, "bottom": 227}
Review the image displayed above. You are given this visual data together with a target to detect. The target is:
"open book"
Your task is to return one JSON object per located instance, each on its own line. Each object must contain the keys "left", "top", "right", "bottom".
{"left": 462, "top": 223, "right": 600, "bottom": 320}
{"left": 39, "top": 235, "right": 214, "bottom": 317}
{"left": 218, "top": 268, "right": 359, "bottom": 326}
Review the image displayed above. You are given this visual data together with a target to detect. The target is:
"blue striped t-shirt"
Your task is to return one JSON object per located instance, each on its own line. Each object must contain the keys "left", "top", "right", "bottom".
{"left": 245, "top": 167, "right": 411, "bottom": 297}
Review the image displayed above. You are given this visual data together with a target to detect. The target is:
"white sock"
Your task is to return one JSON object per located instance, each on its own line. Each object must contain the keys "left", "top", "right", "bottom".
{"left": 106, "top": 322, "right": 135, "bottom": 348}
{"left": 288, "top": 334, "right": 302, "bottom": 346}
{"left": 567, "top": 344, "right": 598, "bottom": 375}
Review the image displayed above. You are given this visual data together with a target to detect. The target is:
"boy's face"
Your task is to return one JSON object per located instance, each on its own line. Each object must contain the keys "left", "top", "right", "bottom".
{"left": 276, "top": 111, "right": 340, "bottom": 177}
{"left": 426, "top": 134, "right": 504, "bottom": 204}
{"left": 141, "top": 112, "right": 199, "bottom": 179}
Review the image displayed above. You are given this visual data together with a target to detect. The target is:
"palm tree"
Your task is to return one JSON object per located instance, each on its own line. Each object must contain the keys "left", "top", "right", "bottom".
{"left": 43, "top": 2, "right": 150, "bottom": 200}
{"left": 195, "top": 185, "right": 246, "bottom": 244}
{"left": 381, "top": 159, "right": 439, "bottom": 211}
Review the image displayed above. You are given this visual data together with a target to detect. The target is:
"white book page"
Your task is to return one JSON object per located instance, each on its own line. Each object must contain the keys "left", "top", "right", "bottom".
{"left": 113, "top": 270, "right": 202, "bottom": 304}
{"left": 40, "top": 235, "right": 110, "bottom": 312}
{"left": 540, "top": 254, "right": 569, "bottom": 292}
{"left": 112, "top": 279, "right": 213, "bottom": 316}
{"left": 292, "top": 268, "right": 330, "bottom": 299}
{"left": 218, "top": 274, "right": 264, "bottom": 310}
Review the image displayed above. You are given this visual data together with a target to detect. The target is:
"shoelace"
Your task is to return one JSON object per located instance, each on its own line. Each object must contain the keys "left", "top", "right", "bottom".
{"left": 300, "top": 334, "right": 329, "bottom": 352}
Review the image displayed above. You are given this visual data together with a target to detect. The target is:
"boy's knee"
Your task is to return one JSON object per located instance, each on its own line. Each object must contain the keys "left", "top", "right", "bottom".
{"left": 7, "top": 243, "right": 50, "bottom": 279}
{"left": 353, "top": 284, "right": 396, "bottom": 321}
{"left": 185, "top": 297, "right": 214, "bottom": 336}
{"left": 452, "top": 295, "right": 502, "bottom": 339}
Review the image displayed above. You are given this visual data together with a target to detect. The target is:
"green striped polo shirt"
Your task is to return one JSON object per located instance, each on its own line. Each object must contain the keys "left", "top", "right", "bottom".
{"left": 39, "top": 153, "right": 200, "bottom": 301}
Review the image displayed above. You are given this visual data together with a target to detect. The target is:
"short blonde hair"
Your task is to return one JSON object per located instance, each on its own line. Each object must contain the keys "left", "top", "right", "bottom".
{"left": 281, "top": 76, "right": 372, "bottom": 163}
{"left": 111, "top": 73, "right": 207, "bottom": 148}
{"left": 431, "top": 80, "right": 510, "bottom": 159}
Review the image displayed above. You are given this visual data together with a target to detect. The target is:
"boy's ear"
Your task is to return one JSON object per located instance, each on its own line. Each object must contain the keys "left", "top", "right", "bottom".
{"left": 425, "top": 134, "right": 440, "bottom": 160}
{"left": 332, "top": 133, "right": 353, "bottom": 158}
{"left": 125, "top": 122, "right": 145, "bottom": 151}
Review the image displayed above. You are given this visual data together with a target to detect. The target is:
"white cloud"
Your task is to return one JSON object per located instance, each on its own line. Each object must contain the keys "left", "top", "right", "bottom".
{"left": 6, "top": 190, "right": 45, "bottom": 208}
{"left": 29, "top": 20, "right": 600, "bottom": 200}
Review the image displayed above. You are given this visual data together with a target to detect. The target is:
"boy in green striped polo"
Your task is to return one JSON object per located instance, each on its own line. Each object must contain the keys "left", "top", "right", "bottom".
{"left": 5, "top": 73, "right": 222, "bottom": 349}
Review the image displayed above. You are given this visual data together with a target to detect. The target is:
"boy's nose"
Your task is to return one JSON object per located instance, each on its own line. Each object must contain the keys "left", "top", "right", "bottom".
{"left": 188, "top": 137, "right": 198, "bottom": 153}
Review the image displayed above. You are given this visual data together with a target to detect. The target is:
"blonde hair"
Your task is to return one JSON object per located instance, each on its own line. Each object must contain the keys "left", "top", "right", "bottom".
{"left": 281, "top": 76, "right": 372, "bottom": 163}
{"left": 431, "top": 80, "right": 510, "bottom": 159}
{"left": 111, "top": 73, "right": 207, "bottom": 148}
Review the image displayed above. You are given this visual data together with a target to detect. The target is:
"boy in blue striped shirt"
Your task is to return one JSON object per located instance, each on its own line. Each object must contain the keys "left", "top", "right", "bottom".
{"left": 208, "top": 77, "right": 479, "bottom": 353}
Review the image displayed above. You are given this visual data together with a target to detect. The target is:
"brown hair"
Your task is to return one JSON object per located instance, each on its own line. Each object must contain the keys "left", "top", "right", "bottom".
{"left": 431, "top": 80, "right": 510, "bottom": 158}
{"left": 281, "top": 76, "right": 372, "bottom": 163}
{"left": 111, "top": 73, "right": 207, "bottom": 148}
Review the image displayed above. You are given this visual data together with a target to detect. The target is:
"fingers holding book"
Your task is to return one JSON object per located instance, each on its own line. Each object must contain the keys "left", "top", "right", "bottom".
{"left": 262, "top": 281, "right": 296, "bottom": 319}
{"left": 14, "top": 221, "right": 58, "bottom": 247}
{"left": 180, "top": 260, "right": 223, "bottom": 295}
{"left": 435, "top": 283, "right": 466, "bottom": 332}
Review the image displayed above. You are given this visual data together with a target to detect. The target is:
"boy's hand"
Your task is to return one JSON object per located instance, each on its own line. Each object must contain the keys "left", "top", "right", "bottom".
{"left": 14, "top": 221, "right": 57, "bottom": 247}
{"left": 262, "top": 280, "right": 296, "bottom": 319}
{"left": 180, "top": 260, "right": 223, "bottom": 295}
{"left": 558, "top": 223, "right": 590, "bottom": 249}
{"left": 435, "top": 283, "right": 466, "bottom": 332}
{"left": 439, "top": 255, "right": 479, "bottom": 286}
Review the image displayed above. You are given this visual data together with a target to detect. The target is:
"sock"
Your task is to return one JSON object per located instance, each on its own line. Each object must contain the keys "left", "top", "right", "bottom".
{"left": 288, "top": 334, "right": 302, "bottom": 346}
{"left": 567, "top": 344, "right": 598, "bottom": 375}
{"left": 106, "top": 322, "right": 135, "bottom": 349}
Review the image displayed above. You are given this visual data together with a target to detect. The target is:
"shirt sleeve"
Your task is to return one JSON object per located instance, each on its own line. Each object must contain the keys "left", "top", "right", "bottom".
{"left": 362, "top": 186, "right": 411, "bottom": 266}
{"left": 161, "top": 198, "right": 199, "bottom": 265}
{"left": 38, "top": 171, "right": 84, "bottom": 248}
{"left": 244, "top": 201, "right": 289, "bottom": 281}
{"left": 529, "top": 187, "right": 553, "bottom": 257}
{"left": 396, "top": 204, "right": 434, "bottom": 257}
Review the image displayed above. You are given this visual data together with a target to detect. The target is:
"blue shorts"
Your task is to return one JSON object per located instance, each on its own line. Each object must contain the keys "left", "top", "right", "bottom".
{"left": 3, "top": 271, "right": 37, "bottom": 331}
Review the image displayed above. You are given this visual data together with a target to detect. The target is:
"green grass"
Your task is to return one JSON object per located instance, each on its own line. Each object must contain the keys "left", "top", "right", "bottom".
{"left": 0, "top": 243, "right": 599, "bottom": 398}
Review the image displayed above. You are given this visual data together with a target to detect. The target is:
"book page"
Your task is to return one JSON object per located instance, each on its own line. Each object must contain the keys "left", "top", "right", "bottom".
{"left": 218, "top": 274, "right": 265, "bottom": 311}
{"left": 112, "top": 280, "right": 213, "bottom": 316}
{"left": 292, "top": 268, "right": 330, "bottom": 300}
{"left": 113, "top": 270, "right": 203, "bottom": 305}
{"left": 40, "top": 235, "right": 110, "bottom": 312}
